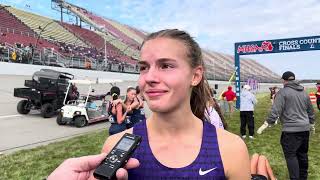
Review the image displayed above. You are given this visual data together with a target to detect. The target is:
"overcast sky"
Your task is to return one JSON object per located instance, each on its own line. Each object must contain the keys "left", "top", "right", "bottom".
{"left": 1, "top": 0, "right": 319, "bottom": 79}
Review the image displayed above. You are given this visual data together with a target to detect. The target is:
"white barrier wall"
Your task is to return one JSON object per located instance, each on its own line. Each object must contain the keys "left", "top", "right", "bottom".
{"left": 0, "top": 62, "right": 139, "bottom": 81}
{"left": 0, "top": 62, "right": 314, "bottom": 94}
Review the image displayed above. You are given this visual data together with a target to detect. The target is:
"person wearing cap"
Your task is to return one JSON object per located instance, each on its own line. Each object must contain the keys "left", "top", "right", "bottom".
{"left": 240, "top": 84, "right": 257, "bottom": 139}
{"left": 316, "top": 82, "right": 320, "bottom": 111}
{"left": 266, "top": 71, "right": 315, "bottom": 180}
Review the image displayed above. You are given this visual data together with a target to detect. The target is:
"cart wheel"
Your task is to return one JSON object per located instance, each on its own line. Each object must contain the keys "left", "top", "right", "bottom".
{"left": 41, "top": 103, "right": 54, "bottom": 118}
{"left": 74, "top": 116, "right": 87, "bottom": 128}
{"left": 17, "top": 100, "right": 31, "bottom": 114}
{"left": 56, "top": 113, "right": 66, "bottom": 125}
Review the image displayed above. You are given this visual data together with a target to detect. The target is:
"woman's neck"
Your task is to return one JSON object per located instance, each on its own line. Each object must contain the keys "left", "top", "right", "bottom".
{"left": 148, "top": 107, "right": 202, "bottom": 137}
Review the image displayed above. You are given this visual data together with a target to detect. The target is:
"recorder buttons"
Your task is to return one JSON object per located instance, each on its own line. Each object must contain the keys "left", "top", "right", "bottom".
{"left": 109, "top": 155, "right": 118, "bottom": 163}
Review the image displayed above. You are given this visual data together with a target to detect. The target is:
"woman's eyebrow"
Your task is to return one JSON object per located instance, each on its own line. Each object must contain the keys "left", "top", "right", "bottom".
{"left": 138, "top": 58, "right": 176, "bottom": 65}
{"left": 157, "top": 58, "right": 176, "bottom": 63}
{"left": 137, "top": 61, "right": 148, "bottom": 66}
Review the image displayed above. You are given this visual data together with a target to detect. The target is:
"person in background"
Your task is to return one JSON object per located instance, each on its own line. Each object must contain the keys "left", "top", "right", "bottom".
{"left": 11, "top": 50, "right": 17, "bottom": 62}
{"left": 251, "top": 153, "right": 277, "bottom": 180}
{"left": 135, "top": 86, "right": 145, "bottom": 108}
{"left": 211, "top": 87, "right": 217, "bottom": 98}
{"left": 67, "top": 84, "right": 79, "bottom": 101}
{"left": 240, "top": 85, "right": 257, "bottom": 139}
{"left": 206, "top": 85, "right": 227, "bottom": 129}
{"left": 269, "top": 86, "right": 278, "bottom": 105}
{"left": 123, "top": 87, "right": 139, "bottom": 128}
{"left": 222, "top": 86, "right": 236, "bottom": 114}
{"left": 257, "top": 87, "right": 280, "bottom": 135}
{"left": 131, "top": 85, "right": 146, "bottom": 122}
{"left": 266, "top": 71, "right": 315, "bottom": 180}
{"left": 316, "top": 82, "right": 320, "bottom": 111}
{"left": 108, "top": 86, "right": 130, "bottom": 135}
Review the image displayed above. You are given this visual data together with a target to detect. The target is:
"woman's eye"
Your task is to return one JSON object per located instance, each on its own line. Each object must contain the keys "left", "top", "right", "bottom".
{"left": 160, "top": 63, "right": 173, "bottom": 69}
{"left": 139, "top": 65, "right": 148, "bottom": 71}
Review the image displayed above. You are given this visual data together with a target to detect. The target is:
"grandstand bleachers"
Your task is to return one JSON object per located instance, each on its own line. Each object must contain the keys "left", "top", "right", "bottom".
{"left": 0, "top": 33, "right": 59, "bottom": 50}
{"left": 103, "top": 18, "right": 144, "bottom": 44}
{"left": 62, "top": 4, "right": 140, "bottom": 60}
{"left": 0, "top": 7, "right": 35, "bottom": 37}
{"left": 60, "top": 23, "right": 104, "bottom": 49}
{"left": 0, "top": 7, "right": 59, "bottom": 50}
{"left": 0, "top": 3, "right": 282, "bottom": 82}
{"left": 203, "top": 50, "right": 281, "bottom": 82}
{"left": 125, "top": 25, "right": 147, "bottom": 39}
{"left": 206, "top": 52, "right": 234, "bottom": 77}
{"left": 75, "top": 8, "right": 140, "bottom": 48}
{"left": 203, "top": 52, "right": 226, "bottom": 80}
{"left": 59, "top": 23, "right": 136, "bottom": 64}
{"left": 6, "top": 6, "right": 88, "bottom": 47}
{"left": 242, "top": 58, "right": 280, "bottom": 82}
{"left": 60, "top": 23, "right": 121, "bottom": 57}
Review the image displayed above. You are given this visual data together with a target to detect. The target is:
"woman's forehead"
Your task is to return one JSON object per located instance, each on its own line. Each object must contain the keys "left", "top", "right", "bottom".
{"left": 140, "top": 38, "right": 188, "bottom": 59}
{"left": 128, "top": 89, "right": 136, "bottom": 93}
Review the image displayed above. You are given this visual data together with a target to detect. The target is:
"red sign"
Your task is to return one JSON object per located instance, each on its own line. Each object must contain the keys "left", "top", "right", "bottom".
{"left": 237, "top": 41, "right": 274, "bottom": 54}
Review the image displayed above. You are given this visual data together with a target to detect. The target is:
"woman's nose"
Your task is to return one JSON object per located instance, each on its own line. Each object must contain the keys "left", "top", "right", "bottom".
{"left": 144, "top": 66, "right": 160, "bottom": 84}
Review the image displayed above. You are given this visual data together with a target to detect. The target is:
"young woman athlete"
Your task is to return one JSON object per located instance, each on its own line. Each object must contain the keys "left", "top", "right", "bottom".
{"left": 101, "top": 29, "right": 251, "bottom": 179}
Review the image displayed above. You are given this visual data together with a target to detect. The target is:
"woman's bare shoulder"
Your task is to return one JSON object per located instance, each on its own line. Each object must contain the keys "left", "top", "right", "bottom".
{"left": 216, "top": 128, "right": 245, "bottom": 146}
{"left": 216, "top": 128, "right": 250, "bottom": 179}
{"left": 216, "top": 128, "right": 248, "bottom": 156}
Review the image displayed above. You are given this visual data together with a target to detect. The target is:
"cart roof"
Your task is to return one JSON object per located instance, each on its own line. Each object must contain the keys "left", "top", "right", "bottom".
{"left": 33, "top": 69, "right": 74, "bottom": 79}
{"left": 69, "top": 79, "right": 123, "bottom": 85}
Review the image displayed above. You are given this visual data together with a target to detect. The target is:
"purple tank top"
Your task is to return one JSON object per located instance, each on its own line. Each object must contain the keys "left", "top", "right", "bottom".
{"left": 128, "top": 120, "right": 226, "bottom": 179}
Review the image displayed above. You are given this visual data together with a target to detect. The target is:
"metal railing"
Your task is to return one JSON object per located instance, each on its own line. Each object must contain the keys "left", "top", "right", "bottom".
{"left": 0, "top": 27, "right": 37, "bottom": 38}
{"left": 0, "top": 47, "right": 9, "bottom": 62}
{"left": 0, "top": 43, "right": 140, "bottom": 73}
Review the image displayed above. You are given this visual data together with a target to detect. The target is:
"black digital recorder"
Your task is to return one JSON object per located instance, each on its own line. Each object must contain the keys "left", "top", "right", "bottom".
{"left": 94, "top": 133, "right": 142, "bottom": 180}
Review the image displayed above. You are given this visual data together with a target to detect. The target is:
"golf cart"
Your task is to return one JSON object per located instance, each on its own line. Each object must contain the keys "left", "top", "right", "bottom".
{"left": 13, "top": 69, "right": 74, "bottom": 118}
{"left": 56, "top": 79, "right": 123, "bottom": 127}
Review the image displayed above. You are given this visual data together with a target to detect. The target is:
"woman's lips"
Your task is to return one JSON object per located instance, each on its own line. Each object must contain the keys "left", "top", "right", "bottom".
{"left": 145, "top": 89, "right": 167, "bottom": 98}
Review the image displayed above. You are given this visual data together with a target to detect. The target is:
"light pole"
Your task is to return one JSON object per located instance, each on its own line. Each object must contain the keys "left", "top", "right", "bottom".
{"left": 35, "top": 21, "right": 55, "bottom": 49}
{"left": 121, "top": 43, "right": 136, "bottom": 56}
{"left": 32, "top": 21, "right": 55, "bottom": 64}
{"left": 104, "top": 37, "right": 118, "bottom": 64}
{"left": 212, "top": 58, "right": 215, "bottom": 81}
{"left": 113, "top": 43, "right": 137, "bottom": 73}
{"left": 224, "top": 62, "right": 227, "bottom": 81}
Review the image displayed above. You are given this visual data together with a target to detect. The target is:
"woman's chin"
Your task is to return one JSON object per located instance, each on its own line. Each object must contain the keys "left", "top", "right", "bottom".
{"left": 148, "top": 104, "right": 169, "bottom": 113}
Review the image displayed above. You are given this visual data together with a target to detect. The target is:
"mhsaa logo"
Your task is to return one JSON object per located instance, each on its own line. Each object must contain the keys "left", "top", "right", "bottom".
{"left": 237, "top": 41, "right": 274, "bottom": 54}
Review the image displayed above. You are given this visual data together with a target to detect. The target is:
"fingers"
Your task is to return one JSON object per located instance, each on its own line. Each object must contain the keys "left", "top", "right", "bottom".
{"left": 265, "top": 157, "right": 277, "bottom": 180}
{"left": 250, "top": 153, "right": 259, "bottom": 174}
{"left": 124, "top": 158, "right": 140, "bottom": 169}
{"left": 115, "top": 158, "right": 139, "bottom": 180}
{"left": 116, "top": 168, "right": 128, "bottom": 180}
{"left": 47, "top": 154, "right": 106, "bottom": 180}
{"left": 256, "top": 155, "right": 268, "bottom": 178}
{"left": 75, "top": 153, "right": 107, "bottom": 171}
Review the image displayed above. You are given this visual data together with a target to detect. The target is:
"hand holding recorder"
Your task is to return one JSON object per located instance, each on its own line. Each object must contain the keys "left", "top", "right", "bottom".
{"left": 48, "top": 133, "right": 141, "bottom": 180}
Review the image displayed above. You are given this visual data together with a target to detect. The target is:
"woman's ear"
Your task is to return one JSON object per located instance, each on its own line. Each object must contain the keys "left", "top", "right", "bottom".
{"left": 191, "top": 66, "right": 204, "bottom": 86}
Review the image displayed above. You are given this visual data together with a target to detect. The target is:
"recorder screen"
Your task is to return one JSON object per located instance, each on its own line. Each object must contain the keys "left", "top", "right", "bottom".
{"left": 116, "top": 138, "right": 135, "bottom": 151}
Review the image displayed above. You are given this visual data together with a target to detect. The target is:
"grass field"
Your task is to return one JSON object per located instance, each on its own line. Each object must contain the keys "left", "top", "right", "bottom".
{"left": 0, "top": 92, "right": 319, "bottom": 180}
